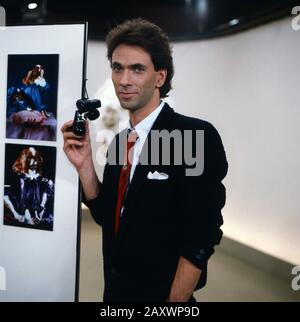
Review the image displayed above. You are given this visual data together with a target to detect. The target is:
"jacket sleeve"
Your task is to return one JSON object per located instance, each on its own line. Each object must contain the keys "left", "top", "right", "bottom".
{"left": 81, "top": 187, "right": 103, "bottom": 226}
{"left": 178, "top": 123, "right": 228, "bottom": 271}
{"left": 81, "top": 163, "right": 111, "bottom": 226}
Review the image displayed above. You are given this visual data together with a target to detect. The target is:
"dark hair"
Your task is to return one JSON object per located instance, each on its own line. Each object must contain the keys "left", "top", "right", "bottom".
{"left": 106, "top": 18, "right": 174, "bottom": 98}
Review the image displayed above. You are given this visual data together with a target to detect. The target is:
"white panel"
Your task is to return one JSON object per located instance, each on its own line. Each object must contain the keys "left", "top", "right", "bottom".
{"left": 0, "top": 24, "right": 85, "bottom": 301}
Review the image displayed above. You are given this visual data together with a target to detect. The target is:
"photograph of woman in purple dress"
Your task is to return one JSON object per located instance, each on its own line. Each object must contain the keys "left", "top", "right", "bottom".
{"left": 6, "top": 54, "right": 59, "bottom": 142}
{"left": 3, "top": 144, "right": 56, "bottom": 231}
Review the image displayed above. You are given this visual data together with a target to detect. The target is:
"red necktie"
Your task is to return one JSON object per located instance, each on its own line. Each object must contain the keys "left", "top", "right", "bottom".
{"left": 114, "top": 130, "right": 138, "bottom": 235}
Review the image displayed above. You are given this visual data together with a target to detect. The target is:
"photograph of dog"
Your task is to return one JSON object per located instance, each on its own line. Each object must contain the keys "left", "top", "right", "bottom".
{"left": 6, "top": 54, "right": 59, "bottom": 142}
{"left": 3, "top": 144, "right": 56, "bottom": 231}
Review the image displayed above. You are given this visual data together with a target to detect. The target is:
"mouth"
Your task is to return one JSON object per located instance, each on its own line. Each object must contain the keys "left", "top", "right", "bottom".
{"left": 119, "top": 92, "right": 137, "bottom": 99}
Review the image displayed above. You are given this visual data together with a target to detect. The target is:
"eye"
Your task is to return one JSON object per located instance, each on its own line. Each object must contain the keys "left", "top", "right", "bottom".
{"left": 133, "top": 66, "right": 145, "bottom": 73}
{"left": 112, "top": 64, "right": 122, "bottom": 72}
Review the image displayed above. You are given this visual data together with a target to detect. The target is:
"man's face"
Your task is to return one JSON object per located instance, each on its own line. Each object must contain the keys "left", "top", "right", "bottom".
{"left": 111, "top": 44, "right": 163, "bottom": 112}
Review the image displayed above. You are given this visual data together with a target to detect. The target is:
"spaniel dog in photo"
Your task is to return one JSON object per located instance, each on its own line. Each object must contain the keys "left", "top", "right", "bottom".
{"left": 4, "top": 147, "right": 54, "bottom": 226}
{"left": 7, "top": 64, "right": 50, "bottom": 126}
{"left": 22, "top": 64, "right": 44, "bottom": 86}
{"left": 22, "top": 64, "right": 50, "bottom": 119}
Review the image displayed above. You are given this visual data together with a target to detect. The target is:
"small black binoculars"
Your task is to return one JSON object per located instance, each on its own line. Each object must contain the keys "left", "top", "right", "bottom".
{"left": 72, "top": 98, "right": 101, "bottom": 136}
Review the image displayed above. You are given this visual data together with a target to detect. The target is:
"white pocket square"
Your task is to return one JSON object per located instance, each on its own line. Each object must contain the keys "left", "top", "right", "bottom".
{"left": 147, "top": 171, "right": 169, "bottom": 180}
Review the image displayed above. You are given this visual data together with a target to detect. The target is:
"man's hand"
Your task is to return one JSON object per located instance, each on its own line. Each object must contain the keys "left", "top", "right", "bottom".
{"left": 61, "top": 120, "right": 100, "bottom": 200}
{"left": 61, "top": 120, "right": 92, "bottom": 171}
{"left": 167, "top": 256, "right": 202, "bottom": 302}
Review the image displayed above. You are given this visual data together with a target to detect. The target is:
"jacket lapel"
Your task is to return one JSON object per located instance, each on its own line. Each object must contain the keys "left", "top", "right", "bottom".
{"left": 122, "top": 103, "right": 175, "bottom": 213}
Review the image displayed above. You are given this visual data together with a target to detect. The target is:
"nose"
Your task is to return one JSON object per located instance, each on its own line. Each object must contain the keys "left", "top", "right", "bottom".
{"left": 119, "top": 69, "right": 132, "bottom": 87}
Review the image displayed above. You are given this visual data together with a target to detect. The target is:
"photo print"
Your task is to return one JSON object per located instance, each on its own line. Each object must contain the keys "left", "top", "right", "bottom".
{"left": 6, "top": 54, "right": 59, "bottom": 141}
{"left": 3, "top": 144, "right": 56, "bottom": 231}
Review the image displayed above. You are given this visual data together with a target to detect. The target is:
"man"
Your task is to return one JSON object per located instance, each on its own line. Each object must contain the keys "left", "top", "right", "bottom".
{"left": 61, "top": 18, "right": 228, "bottom": 302}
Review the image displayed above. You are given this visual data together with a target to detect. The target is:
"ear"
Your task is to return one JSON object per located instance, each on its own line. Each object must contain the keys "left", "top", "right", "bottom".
{"left": 22, "top": 70, "right": 33, "bottom": 85}
{"left": 155, "top": 69, "right": 167, "bottom": 89}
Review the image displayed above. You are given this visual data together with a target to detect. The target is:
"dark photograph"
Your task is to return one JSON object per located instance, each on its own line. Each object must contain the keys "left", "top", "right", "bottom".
{"left": 3, "top": 144, "right": 56, "bottom": 231}
{"left": 6, "top": 54, "right": 59, "bottom": 141}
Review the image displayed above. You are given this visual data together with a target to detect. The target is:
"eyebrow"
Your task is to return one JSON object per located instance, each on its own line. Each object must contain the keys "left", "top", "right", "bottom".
{"left": 111, "top": 62, "right": 147, "bottom": 70}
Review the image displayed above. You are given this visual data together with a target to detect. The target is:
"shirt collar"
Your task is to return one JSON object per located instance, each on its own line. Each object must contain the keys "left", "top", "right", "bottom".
{"left": 128, "top": 100, "right": 165, "bottom": 140}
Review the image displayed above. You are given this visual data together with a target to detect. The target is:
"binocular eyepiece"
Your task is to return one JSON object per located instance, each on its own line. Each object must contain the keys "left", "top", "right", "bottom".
{"left": 72, "top": 98, "right": 101, "bottom": 136}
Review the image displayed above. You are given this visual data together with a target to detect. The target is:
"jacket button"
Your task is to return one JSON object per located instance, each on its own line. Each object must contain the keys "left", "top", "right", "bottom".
{"left": 196, "top": 249, "right": 206, "bottom": 260}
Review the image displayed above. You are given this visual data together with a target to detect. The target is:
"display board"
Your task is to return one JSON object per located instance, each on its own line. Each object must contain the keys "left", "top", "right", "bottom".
{"left": 0, "top": 23, "right": 87, "bottom": 301}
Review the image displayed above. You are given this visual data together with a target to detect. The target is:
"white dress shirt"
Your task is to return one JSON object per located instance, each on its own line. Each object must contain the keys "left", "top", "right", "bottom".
{"left": 120, "top": 100, "right": 165, "bottom": 216}
{"left": 128, "top": 100, "right": 165, "bottom": 182}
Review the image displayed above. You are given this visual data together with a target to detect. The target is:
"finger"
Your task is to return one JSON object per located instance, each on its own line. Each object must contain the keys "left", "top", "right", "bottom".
{"left": 83, "top": 121, "right": 91, "bottom": 142}
{"left": 61, "top": 120, "right": 74, "bottom": 132}
{"left": 63, "top": 131, "right": 83, "bottom": 140}
{"left": 65, "top": 139, "right": 84, "bottom": 147}
{"left": 63, "top": 142, "right": 81, "bottom": 152}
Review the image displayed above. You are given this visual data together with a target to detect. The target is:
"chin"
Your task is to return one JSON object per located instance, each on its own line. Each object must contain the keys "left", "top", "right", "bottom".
{"left": 119, "top": 100, "right": 140, "bottom": 111}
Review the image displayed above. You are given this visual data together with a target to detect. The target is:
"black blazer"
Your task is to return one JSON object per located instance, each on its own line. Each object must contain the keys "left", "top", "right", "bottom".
{"left": 83, "top": 103, "right": 228, "bottom": 302}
